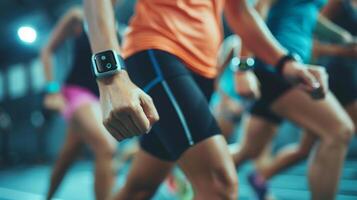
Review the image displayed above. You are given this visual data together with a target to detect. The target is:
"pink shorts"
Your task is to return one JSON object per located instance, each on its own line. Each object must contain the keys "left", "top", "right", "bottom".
{"left": 61, "top": 85, "right": 99, "bottom": 121}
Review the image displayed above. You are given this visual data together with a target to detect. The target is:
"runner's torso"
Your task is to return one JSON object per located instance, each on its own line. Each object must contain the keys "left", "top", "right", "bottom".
{"left": 122, "top": 0, "right": 225, "bottom": 78}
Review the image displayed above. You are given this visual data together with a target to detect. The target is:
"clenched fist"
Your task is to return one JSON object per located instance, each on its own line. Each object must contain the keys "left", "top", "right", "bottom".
{"left": 97, "top": 71, "right": 159, "bottom": 141}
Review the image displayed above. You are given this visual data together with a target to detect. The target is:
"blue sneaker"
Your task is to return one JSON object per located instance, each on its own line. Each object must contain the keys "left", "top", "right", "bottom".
{"left": 248, "top": 172, "right": 268, "bottom": 200}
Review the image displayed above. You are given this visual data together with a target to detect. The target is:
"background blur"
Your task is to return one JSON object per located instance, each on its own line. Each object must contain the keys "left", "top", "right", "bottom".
{"left": 0, "top": 0, "right": 356, "bottom": 200}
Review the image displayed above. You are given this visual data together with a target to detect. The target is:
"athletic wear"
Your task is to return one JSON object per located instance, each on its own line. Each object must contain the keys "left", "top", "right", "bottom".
{"left": 325, "top": 59, "right": 357, "bottom": 106}
{"left": 61, "top": 32, "right": 100, "bottom": 120}
{"left": 61, "top": 85, "right": 99, "bottom": 121}
{"left": 250, "top": 0, "right": 327, "bottom": 124}
{"left": 248, "top": 172, "right": 268, "bottom": 200}
{"left": 317, "top": 0, "right": 357, "bottom": 106}
{"left": 65, "top": 32, "right": 99, "bottom": 96}
{"left": 125, "top": 49, "right": 220, "bottom": 161}
{"left": 122, "top": 0, "right": 225, "bottom": 78}
{"left": 330, "top": 0, "right": 357, "bottom": 36}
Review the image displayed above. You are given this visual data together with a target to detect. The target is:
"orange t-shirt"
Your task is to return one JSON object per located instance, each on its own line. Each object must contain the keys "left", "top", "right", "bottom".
{"left": 122, "top": 0, "right": 225, "bottom": 78}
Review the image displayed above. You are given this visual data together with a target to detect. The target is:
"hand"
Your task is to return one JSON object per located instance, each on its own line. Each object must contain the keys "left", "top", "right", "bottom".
{"left": 282, "top": 61, "right": 328, "bottom": 99}
{"left": 97, "top": 71, "right": 159, "bottom": 141}
{"left": 44, "top": 93, "right": 66, "bottom": 112}
{"left": 234, "top": 71, "right": 261, "bottom": 99}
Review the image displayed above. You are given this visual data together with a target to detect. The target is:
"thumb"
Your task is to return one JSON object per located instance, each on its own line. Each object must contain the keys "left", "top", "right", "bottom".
{"left": 298, "top": 70, "right": 320, "bottom": 92}
{"left": 140, "top": 94, "right": 160, "bottom": 125}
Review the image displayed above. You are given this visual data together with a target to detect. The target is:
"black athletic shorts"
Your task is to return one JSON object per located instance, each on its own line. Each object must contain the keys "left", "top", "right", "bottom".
{"left": 250, "top": 60, "right": 293, "bottom": 124}
{"left": 325, "top": 57, "right": 357, "bottom": 106}
{"left": 125, "top": 50, "right": 221, "bottom": 161}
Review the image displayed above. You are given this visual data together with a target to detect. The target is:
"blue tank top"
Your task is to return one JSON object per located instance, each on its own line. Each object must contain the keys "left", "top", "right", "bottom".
{"left": 266, "top": 0, "right": 327, "bottom": 62}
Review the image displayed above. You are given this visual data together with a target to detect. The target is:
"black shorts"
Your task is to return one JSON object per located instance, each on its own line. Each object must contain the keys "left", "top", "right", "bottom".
{"left": 250, "top": 60, "right": 292, "bottom": 124}
{"left": 125, "top": 50, "right": 221, "bottom": 161}
{"left": 325, "top": 58, "right": 357, "bottom": 107}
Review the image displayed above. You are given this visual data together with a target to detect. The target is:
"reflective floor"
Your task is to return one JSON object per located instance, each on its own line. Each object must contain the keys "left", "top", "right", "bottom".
{"left": 1, "top": 158, "right": 356, "bottom": 200}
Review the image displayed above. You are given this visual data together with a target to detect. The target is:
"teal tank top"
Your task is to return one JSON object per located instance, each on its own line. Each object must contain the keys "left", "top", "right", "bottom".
{"left": 266, "top": 0, "right": 327, "bottom": 62}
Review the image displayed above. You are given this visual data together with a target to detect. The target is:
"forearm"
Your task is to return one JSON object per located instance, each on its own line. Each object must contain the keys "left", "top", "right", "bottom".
{"left": 41, "top": 48, "right": 55, "bottom": 82}
{"left": 315, "top": 15, "right": 350, "bottom": 43}
{"left": 83, "top": 0, "right": 121, "bottom": 54}
{"left": 313, "top": 40, "right": 354, "bottom": 58}
{"left": 224, "top": 0, "right": 287, "bottom": 67}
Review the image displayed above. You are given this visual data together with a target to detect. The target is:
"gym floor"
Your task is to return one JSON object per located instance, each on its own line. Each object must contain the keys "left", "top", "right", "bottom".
{"left": 0, "top": 157, "right": 356, "bottom": 200}
{"left": 1, "top": 121, "right": 357, "bottom": 200}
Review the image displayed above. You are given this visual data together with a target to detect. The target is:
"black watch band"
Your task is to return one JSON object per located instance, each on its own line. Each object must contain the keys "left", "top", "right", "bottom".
{"left": 275, "top": 53, "right": 301, "bottom": 75}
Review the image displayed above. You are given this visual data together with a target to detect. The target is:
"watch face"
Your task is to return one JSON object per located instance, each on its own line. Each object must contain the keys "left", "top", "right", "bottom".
{"left": 94, "top": 50, "right": 118, "bottom": 73}
{"left": 239, "top": 57, "right": 255, "bottom": 70}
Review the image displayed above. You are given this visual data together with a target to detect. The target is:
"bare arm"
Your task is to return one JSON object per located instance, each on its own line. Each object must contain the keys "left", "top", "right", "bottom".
{"left": 83, "top": 0, "right": 159, "bottom": 140}
{"left": 313, "top": 40, "right": 357, "bottom": 58}
{"left": 40, "top": 7, "right": 83, "bottom": 82}
{"left": 224, "top": 0, "right": 286, "bottom": 67}
{"left": 225, "top": 0, "right": 328, "bottom": 99}
{"left": 83, "top": 0, "right": 121, "bottom": 54}
{"left": 315, "top": 15, "right": 353, "bottom": 43}
{"left": 240, "top": 0, "right": 274, "bottom": 56}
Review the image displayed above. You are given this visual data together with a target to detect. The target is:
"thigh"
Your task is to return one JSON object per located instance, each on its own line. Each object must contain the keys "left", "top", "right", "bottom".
{"left": 272, "top": 89, "right": 353, "bottom": 138}
{"left": 128, "top": 50, "right": 221, "bottom": 161}
{"left": 121, "top": 149, "right": 174, "bottom": 192}
{"left": 177, "top": 135, "right": 236, "bottom": 189}
{"left": 72, "top": 102, "right": 117, "bottom": 152}
{"left": 62, "top": 124, "right": 83, "bottom": 152}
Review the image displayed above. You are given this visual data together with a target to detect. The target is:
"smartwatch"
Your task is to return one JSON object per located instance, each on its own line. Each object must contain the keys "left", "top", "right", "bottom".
{"left": 230, "top": 57, "right": 255, "bottom": 72}
{"left": 91, "top": 50, "right": 126, "bottom": 79}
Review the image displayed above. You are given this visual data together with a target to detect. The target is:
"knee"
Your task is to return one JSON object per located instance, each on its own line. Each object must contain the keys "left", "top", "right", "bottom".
{"left": 195, "top": 167, "right": 238, "bottom": 200}
{"left": 324, "top": 121, "right": 355, "bottom": 148}
{"left": 216, "top": 168, "right": 238, "bottom": 199}
{"left": 94, "top": 137, "right": 117, "bottom": 158}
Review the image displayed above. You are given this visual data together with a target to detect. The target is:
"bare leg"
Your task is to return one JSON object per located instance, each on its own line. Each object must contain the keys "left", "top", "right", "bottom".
{"left": 259, "top": 131, "right": 317, "bottom": 180}
{"left": 232, "top": 115, "right": 278, "bottom": 168}
{"left": 178, "top": 135, "right": 238, "bottom": 200}
{"left": 254, "top": 143, "right": 273, "bottom": 174}
{"left": 73, "top": 103, "right": 117, "bottom": 200}
{"left": 345, "top": 101, "right": 357, "bottom": 130}
{"left": 46, "top": 125, "right": 82, "bottom": 200}
{"left": 271, "top": 90, "right": 354, "bottom": 200}
{"left": 213, "top": 93, "right": 244, "bottom": 140}
{"left": 113, "top": 149, "right": 174, "bottom": 200}
{"left": 114, "top": 135, "right": 237, "bottom": 200}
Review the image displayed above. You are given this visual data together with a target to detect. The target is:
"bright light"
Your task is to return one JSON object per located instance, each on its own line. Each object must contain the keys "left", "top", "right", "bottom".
{"left": 17, "top": 26, "right": 37, "bottom": 44}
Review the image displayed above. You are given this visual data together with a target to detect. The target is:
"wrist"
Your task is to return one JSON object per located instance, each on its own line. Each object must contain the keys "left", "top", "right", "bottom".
{"left": 97, "top": 70, "right": 128, "bottom": 86}
{"left": 45, "top": 81, "right": 61, "bottom": 94}
{"left": 275, "top": 53, "right": 302, "bottom": 75}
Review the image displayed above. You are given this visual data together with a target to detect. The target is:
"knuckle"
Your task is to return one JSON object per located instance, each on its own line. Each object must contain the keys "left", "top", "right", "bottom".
{"left": 147, "top": 96, "right": 154, "bottom": 103}
{"left": 154, "top": 114, "right": 160, "bottom": 121}
{"left": 102, "top": 119, "right": 110, "bottom": 128}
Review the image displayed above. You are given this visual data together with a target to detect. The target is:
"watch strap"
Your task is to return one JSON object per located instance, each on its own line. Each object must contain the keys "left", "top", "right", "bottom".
{"left": 276, "top": 53, "right": 302, "bottom": 75}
